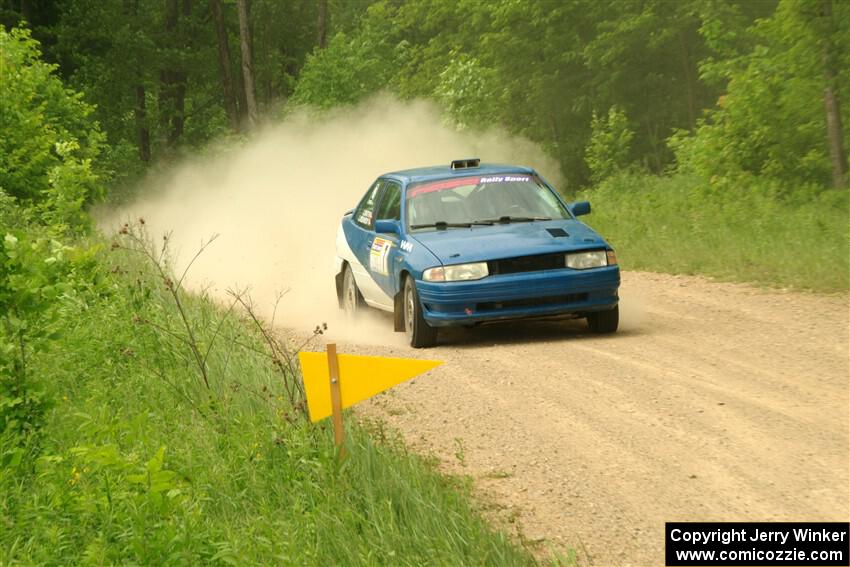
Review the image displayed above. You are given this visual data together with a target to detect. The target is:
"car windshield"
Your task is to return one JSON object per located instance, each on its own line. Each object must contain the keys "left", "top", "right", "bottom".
{"left": 406, "top": 174, "right": 570, "bottom": 231}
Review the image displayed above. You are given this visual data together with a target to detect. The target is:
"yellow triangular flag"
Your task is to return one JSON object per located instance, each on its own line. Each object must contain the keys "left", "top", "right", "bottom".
{"left": 298, "top": 351, "right": 442, "bottom": 422}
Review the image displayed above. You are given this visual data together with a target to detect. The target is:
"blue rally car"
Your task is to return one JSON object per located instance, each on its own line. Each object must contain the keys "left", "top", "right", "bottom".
{"left": 334, "top": 159, "right": 620, "bottom": 348}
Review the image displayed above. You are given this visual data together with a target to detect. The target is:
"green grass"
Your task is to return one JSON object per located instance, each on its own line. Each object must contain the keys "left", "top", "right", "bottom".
{"left": 1, "top": 231, "right": 540, "bottom": 566}
{"left": 578, "top": 173, "right": 850, "bottom": 292}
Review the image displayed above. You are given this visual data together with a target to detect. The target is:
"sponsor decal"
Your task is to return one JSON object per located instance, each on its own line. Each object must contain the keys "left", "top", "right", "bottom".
{"left": 408, "top": 174, "right": 534, "bottom": 197}
{"left": 479, "top": 175, "right": 530, "bottom": 183}
{"left": 400, "top": 240, "right": 414, "bottom": 253}
{"left": 370, "top": 237, "right": 393, "bottom": 275}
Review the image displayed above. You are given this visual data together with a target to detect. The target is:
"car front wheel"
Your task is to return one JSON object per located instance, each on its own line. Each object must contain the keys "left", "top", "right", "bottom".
{"left": 587, "top": 305, "right": 619, "bottom": 334}
{"left": 404, "top": 276, "right": 437, "bottom": 348}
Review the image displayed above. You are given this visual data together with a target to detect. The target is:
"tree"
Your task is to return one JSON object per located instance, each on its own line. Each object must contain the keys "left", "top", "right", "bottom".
{"left": 293, "top": 2, "right": 399, "bottom": 109}
{"left": 290, "top": 0, "right": 757, "bottom": 188}
{"left": 128, "top": 0, "right": 152, "bottom": 162}
{"left": 159, "top": 0, "right": 191, "bottom": 147}
{"left": 672, "top": 0, "right": 849, "bottom": 189}
{"left": 237, "top": 0, "right": 258, "bottom": 128}
{"left": 210, "top": 0, "right": 240, "bottom": 131}
{"left": 317, "top": 0, "right": 328, "bottom": 49}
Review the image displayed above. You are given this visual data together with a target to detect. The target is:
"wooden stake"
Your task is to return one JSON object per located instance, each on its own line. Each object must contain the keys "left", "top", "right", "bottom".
{"left": 326, "top": 343, "right": 345, "bottom": 458}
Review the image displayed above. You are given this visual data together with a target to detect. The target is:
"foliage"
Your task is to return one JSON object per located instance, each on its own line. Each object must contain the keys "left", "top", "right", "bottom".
{"left": 39, "top": 0, "right": 359, "bottom": 183}
{"left": 585, "top": 106, "right": 635, "bottom": 184}
{"left": 293, "top": 3, "right": 403, "bottom": 109}
{"left": 291, "top": 0, "right": 745, "bottom": 188}
{"left": 435, "top": 54, "right": 499, "bottom": 130}
{"left": 52, "top": 0, "right": 227, "bottom": 170}
{"left": 0, "top": 26, "right": 103, "bottom": 231}
{"left": 579, "top": 172, "right": 849, "bottom": 292}
{"left": 0, "top": 189, "right": 24, "bottom": 229}
{"left": 671, "top": 0, "right": 850, "bottom": 189}
{"left": 0, "top": 225, "right": 101, "bottom": 452}
{"left": 8, "top": 0, "right": 846, "bottom": 195}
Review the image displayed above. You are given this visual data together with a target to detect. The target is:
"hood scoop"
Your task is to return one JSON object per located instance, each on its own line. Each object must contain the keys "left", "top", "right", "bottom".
{"left": 546, "top": 228, "right": 569, "bottom": 238}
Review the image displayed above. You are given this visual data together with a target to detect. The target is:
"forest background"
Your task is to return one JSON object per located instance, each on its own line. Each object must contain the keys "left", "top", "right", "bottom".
{"left": 1, "top": 0, "right": 848, "bottom": 564}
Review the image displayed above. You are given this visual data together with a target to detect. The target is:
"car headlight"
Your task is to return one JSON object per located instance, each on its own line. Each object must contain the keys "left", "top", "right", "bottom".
{"left": 566, "top": 250, "right": 611, "bottom": 270}
{"left": 423, "top": 262, "right": 489, "bottom": 282}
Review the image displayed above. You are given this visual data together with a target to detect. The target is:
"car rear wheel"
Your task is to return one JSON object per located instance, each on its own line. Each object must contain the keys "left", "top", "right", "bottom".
{"left": 342, "top": 265, "right": 365, "bottom": 317}
{"left": 587, "top": 305, "right": 619, "bottom": 334}
{"left": 404, "top": 276, "right": 437, "bottom": 348}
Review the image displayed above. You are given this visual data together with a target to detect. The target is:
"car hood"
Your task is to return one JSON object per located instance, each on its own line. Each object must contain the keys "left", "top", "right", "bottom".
{"left": 409, "top": 219, "right": 609, "bottom": 264}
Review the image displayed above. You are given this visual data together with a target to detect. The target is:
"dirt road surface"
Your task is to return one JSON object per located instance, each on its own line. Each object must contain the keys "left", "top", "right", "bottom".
{"left": 325, "top": 271, "right": 849, "bottom": 566}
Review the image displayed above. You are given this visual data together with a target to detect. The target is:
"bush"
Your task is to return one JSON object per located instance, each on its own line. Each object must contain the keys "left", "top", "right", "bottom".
{"left": 0, "top": 26, "right": 104, "bottom": 232}
{"left": 579, "top": 172, "right": 849, "bottom": 292}
{"left": 585, "top": 106, "right": 634, "bottom": 185}
{"left": 292, "top": 3, "right": 404, "bottom": 111}
{"left": 1, "top": 230, "right": 81, "bottom": 446}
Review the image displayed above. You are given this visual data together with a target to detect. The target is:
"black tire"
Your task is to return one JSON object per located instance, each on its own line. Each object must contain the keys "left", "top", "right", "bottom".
{"left": 403, "top": 276, "right": 438, "bottom": 348}
{"left": 587, "top": 305, "right": 619, "bottom": 334}
{"left": 342, "top": 265, "right": 365, "bottom": 317}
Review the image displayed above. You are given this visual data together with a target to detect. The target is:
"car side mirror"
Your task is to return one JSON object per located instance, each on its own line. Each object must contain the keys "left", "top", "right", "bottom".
{"left": 569, "top": 201, "right": 591, "bottom": 217}
{"left": 375, "top": 219, "right": 401, "bottom": 235}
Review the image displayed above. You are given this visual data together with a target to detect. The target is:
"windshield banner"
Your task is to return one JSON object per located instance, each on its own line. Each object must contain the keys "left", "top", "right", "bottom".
{"left": 408, "top": 175, "right": 533, "bottom": 197}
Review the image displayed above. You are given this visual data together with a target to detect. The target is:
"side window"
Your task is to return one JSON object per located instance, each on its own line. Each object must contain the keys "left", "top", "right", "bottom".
{"left": 355, "top": 179, "right": 383, "bottom": 228}
{"left": 375, "top": 181, "right": 402, "bottom": 221}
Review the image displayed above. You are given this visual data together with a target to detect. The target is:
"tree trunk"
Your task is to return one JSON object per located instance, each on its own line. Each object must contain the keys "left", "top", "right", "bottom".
{"left": 160, "top": 0, "right": 189, "bottom": 146}
{"left": 317, "top": 0, "right": 328, "bottom": 49}
{"left": 821, "top": 0, "right": 848, "bottom": 188}
{"left": 824, "top": 87, "right": 847, "bottom": 188}
{"left": 19, "top": 0, "right": 31, "bottom": 24}
{"left": 237, "top": 0, "right": 258, "bottom": 128}
{"left": 210, "top": 0, "right": 240, "bottom": 131}
{"left": 159, "top": 0, "right": 178, "bottom": 132}
{"left": 126, "top": 0, "right": 151, "bottom": 162}
{"left": 168, "top": 74, "right": 187, "bottom": 145}
{"left": 135, "top": 84, "right": 151, "bottom": 163}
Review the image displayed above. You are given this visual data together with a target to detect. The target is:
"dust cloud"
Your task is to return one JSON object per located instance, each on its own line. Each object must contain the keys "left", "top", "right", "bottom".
{"left": 617, "top": 285, "right": 646, "bottom": 331}
{"left": 100, "top": 96, "right": 563, "bottom": 344}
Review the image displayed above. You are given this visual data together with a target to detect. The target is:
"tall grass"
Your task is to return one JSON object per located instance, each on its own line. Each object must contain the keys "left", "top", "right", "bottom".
{"left": 578, "top": 173, "right": 849, "bottom": 292}
{"left": 0, "top": 232, "right": 538, "bottom": 566}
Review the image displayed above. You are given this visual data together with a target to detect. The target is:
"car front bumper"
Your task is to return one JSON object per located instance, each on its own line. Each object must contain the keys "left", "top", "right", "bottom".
{"left": 416, "top": 265, "right": 620, "bottom": 327}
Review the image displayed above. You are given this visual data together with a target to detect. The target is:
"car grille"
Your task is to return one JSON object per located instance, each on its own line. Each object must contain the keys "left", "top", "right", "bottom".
{"left": 488, "top": 253, "right": 566, "bottom": 275}
{"left": 476, "top": 293, "right": 588, "bottom": 311}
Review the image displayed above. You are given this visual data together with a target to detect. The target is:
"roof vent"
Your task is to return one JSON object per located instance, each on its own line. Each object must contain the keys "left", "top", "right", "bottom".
{"left": 450, "top": 158, "right": 481, "bottom": 170}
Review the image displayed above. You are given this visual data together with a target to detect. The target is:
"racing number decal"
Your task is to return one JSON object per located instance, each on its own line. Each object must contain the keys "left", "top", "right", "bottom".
{"left": 370, "top": 237, "right": 393, "bottom": 276}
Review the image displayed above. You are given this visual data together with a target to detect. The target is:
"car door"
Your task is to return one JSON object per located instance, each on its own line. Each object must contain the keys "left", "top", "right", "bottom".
{"left": 369, "top": 180, "right": 403, "bottom": 299}
{"left": 342, "top": 179, "right": 394, "bottom": 309}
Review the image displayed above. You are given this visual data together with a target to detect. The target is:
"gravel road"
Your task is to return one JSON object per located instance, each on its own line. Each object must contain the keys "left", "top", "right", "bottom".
{"left": 323, "top": 271, "right": 849, "bottom": 566}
